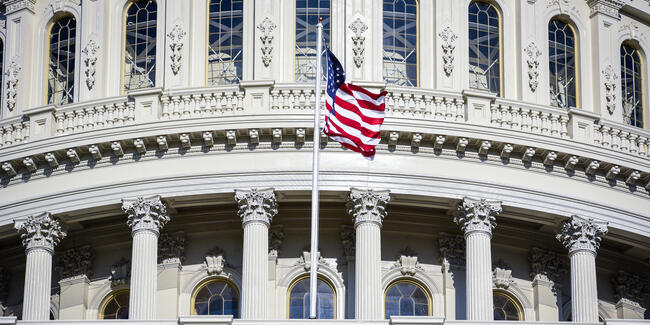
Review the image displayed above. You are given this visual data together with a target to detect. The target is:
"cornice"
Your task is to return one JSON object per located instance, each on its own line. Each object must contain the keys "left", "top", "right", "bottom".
{"left": 4, "top": 0, "right": 36, "bottom": 15}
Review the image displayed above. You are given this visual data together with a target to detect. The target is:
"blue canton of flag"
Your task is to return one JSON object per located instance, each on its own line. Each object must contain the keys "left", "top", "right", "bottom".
{"left": 326, "top": 49, "right": 346, "bottom": 117}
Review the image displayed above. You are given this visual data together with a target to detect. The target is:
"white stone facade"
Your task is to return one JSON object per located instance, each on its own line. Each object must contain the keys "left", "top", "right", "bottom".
{"left": 0, "top": 0, "right": 649, "bottom": 324}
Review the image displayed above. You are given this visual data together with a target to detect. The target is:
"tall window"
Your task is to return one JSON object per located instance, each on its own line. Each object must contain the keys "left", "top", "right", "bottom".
{"left": 100, "top": 290, "right": 129, "bottom": 319}
{"left": 288, "top": 276, "right": 335, "bottom": 319}
{"left": 621, "top": 44, "right": 644, "bottom": 128}
{"left": 385, "top": 280, "right": 431, "bottom": 318}
{"left": 192, "top": 279, "right": 239, "bottom": 317}
{"left": 383, "top": 0, "right": 418, "bottom": 87}
{"left": 493, "top": 291, "right": 522, "bottom": 321}
{"left": 468, "top": 1, "right": 501, "bottom": 94}
{"left": 0, "top": 38, "right": 4, "bottom": 100}
{"left": 207, "top": 0, "right": 243, "bottom": 85}
{"left": 548, "top": 18, "right": 577, "bottom": 109}
{"left": 123, "top": 0, "right": 157, "bottom": 92}
{"left": 295, "top": 0, "right": 330, "bottom": 83}
{"left": 47, "top": 16, "right": 76, "bottom": 105}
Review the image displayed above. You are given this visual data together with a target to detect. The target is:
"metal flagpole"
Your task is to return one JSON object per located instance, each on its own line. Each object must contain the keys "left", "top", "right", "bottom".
{"left": 309, "top": 19, "right": 323, "bottom": 319}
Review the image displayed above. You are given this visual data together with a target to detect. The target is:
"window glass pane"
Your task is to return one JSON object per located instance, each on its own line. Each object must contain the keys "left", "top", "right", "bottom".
{"left": 288, "top": 277, "right": 335, "bottom": 319}
{"left": 208, "top": 0, "right": 243, "bottom": 85}
{"left": 48, "top": 16, "right": 76, "bottom": 105}
{"left": 124, "top": 0, "right": 157, "bottom": 91}
{"left": 383, "top": 0, "right": 418, "bottom": 87}
{"left": 548, "top": 19, "right": 577, "bottom": 108}
{"left": 493, "top": 292, "right": 522, "bottom": 321}
{"left": 193, "top": 280, "right": 239, "bottom": 318}
{"left": 468, "top": 1, "right": 500, "bottom": 94}
{"left": 384, "top": 281, "right": 430, "bottom": 319}
{"left": 621, "top": 44, "right": 644, "bottom": 128}
{"left": 295, "top": 0, "right": 330, "bottom": 83}
{"left": 101, "top": 291, "right": 129, "bottom": 319}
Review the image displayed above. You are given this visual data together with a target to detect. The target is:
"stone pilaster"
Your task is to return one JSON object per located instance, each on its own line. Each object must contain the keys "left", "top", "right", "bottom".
{"left": 347, "top": 188, "right": 390, "bottom": 320}
{"left": 340, "top": 225, "right": 356, "bottom": 319}
{"left": 55, "top": 246, "right": 93, "bottom": 320}
{"left": 157, "top": 232, "right": 185, "bottom": 319}
{"left": 235, "top": 188, "right": 277, "bottom": 319}
{"left": 611, "top": 270, "right": 648, "bottom": 319}
{"left": 122, "top": 196, "right": 170, "bottom": 320}
{"left": 15, "top": 212, "right": 67, "bottom": 320}
{"left": 454, "top": 197, "right": 502, "bottom": 321}
{"left": 438, "top": 233, "right": 466, "bottom": 320}
{"left": 529, "top": 248, "right": 568, "bottom": 321}
{"left": 556, "top": 215, "right": 608, "bottom": 323}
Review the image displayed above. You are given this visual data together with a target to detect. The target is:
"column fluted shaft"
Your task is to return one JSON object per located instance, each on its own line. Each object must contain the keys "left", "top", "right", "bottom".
{"left": 465, "top": 231, "right": 493, "bottom": 320}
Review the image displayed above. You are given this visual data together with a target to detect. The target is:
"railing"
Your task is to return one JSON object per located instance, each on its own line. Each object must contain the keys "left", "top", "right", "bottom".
{"left": 161, "top": 86, "right": 244, "bottom": 119}
{"left": 54, "top": 96, "right": 132, "bottom": 135}
{"left": 385, "top": 86, "right": 464, "bottom": 121}
{"left": 490, "top": 98, "right": 569, "bottom": 139}
{"left": 594, "top": 121, "right": 650, "bottom": 158}
{"left": 0, "top": 116, "right": 29, "bottom": 148}
{"left": 270, "top": 83, "right": 325, "bottom": 112}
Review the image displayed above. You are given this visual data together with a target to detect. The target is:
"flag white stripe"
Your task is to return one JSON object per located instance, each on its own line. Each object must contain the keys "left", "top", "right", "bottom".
{"left": 327, "top": 117, "right": 381, "bottom": 146}
{"left": 351, "top": 89, "right": 386, "bottom": 106}
{"left": 326, "top": 97, "right": 382, "bottom": 132}
{"left": 334, "top": 90, "right": 386, "bottom": 119}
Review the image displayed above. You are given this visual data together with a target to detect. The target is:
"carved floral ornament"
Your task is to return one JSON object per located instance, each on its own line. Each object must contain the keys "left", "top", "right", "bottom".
{"left": 5, "top": 59, "right": 22, "bottom": 112}
{"left": 555, "top": 215, "right": 608, "bottom": 254}
{"left": 122, "top": 196, "right": 170, "bottom": 235}
{"left": 205, "top": 246, "right": 228, "bottom": 276}
{"left": 528, "top": 247, "right": 568, "bottom": 286}
{"left": 158, "top": 232, "right": 186, "bottom": 264}
{"left": 269, "top": 227, "right": 284, "bottom": 257}
{"left": 524, "top": 42, "right": 542, "bottom": 92}
{"left": 15, "top": 212, "right": 67, "bottom": 253}
{"left": 349, "top": 17, "right": 368, "bottom": 68}
{"left": 439, "top": 26, "right": 458, "bottom": 76}
{"left": 167, "top": 24, "right": 186, "bottom": 75}
{"left": 438, "top": 233, "right": 465, "bottom": 268}
{"left": 602, "top": 64, "right": 618, "bottom": 114}
{"left": 257, "top": 17, "right": 277, "bottom": 67}
{"left": 235, "top": 188, "right": 278, "bottom": 226}
{"left": 347, "top": 188, "right": 390, "bottom": 227}
{"left": 394, "top": 254, "right": 422, "bottom": 276}
{"left": 55, "top": 245, "right": 94, "bottom": 280}
{"left": 110, "top": 257, "right": 130, "bottom": 286}
{"left": 340, "top": 226, "right": 355, "bottom": 258}
{"left": 82, "top": 39, "right": 100, "bottom": 90}
{"left": 611, "top": 270, "right": 649, "bottom": 304}
{"left": 454, "top": 197, "right": 502, "bottom": 235}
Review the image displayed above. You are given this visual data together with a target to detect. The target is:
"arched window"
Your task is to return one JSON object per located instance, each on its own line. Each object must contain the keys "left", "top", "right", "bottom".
{"left": 385, "top": 279, "right": 431, "bottom": 318}
{"left": 548, "top": 18, "right": 577, "bottom": 109}
{"left": 295, "top": 0, "right": 330, "bottom": 83}
{"left": 288, "top": 276, "right": 335, "bottom": 319}
{"left": 47, "top": 15, "right": 76, "bottom": 105}
{"left": 468, "top": 0, "right": 501, "bottom": 95}
{"left": 383, "top": 0, "right": 418, "bottom": 87}
{"left": 207, "top": 0, "right": 243, "bottom": 85}
{"left": 99, "top": 290, "right": 129, "bottom": 319}
{"left": 621, "top": 44, "right": 644, "bottom": 128}
{"left": 191, "top": 279, "right": 240, "bottom": 317}
{"left": 123, "top": 0, "right": 157, "bottom": 92}
{"left": 493, "top": 291, "right": 522, "bottom": 321}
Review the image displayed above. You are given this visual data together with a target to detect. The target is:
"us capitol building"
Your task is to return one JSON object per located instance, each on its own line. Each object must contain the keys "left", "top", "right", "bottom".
{"left": 0, "top": 0, "right": 649, "bottom": 324}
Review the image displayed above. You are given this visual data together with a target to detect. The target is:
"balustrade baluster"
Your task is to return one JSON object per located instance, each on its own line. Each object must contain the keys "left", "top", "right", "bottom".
{"left": 455, "top": 99, "right": 464, "bottom": 121}
{"left": 434, "top": 97, "right": 443, "bottom": 119}
{"left": 55, "top": 114, "right": 65, "bottom": 135}
{"left": 161, "top": 96, "right": 171, "bottom": 119}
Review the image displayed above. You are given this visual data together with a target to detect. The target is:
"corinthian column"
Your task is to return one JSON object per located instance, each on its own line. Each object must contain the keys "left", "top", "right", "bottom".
{"left": 556, "top": 215, "right": 608, "bottom": 323}
{"left": 454, "top": 197, "right": 502, "bottom": 320}
{"left": 235, "top": 188, "right": 278, "bottom": 319}
{"left": 347, "top": 188, "right": 390, "bottom": 320}
{"left": 122, "top": 196, "right": 170, "bottom": 320}
{"left": 15, "top": 212, "right": 67, "bottom": 320}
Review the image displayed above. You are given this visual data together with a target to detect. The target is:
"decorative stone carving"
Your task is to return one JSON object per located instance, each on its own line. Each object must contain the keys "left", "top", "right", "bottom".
{"left": 82, "top": 40, "right": 99, "bottom": 90}
{"left": 439, "top": 26, "right": 458, "bottom": 76}
{"left": 268, "top": 226, "right": 284, "bottom": 257}
{"left": 296, "top": 250, "right": 335, "bottom": 272}
{"left": 388, "top": 132, "right": 399, "bottom": 146}
{"left": 5, "top": 59, "right": 21, "bottom": 111}
{"left": 158, "top": 232, "right": 185, "bottom": 264}
{"left": 454, "top": 197, "right": 502, "bottom": 235}
{"left": 587, "top": 0, "right": 623, "bottom": 19}
{"left": 602, "top": 65, "right": 618, "bottom": 114}
{"left": 492, "top": 266, "right": 514, "bottom": 289}
{"left": 524, "top": 42, "right": 542, "bottom": 92}
{"left": 110, "top": 257, "right": 130, "bottom": 286}
{"left": 438, "top": 233, "right": 466, "bottom": 268}
{"left": 500, "top": 144, "right": 514, "bottom": 159}
{"left": 394, "top": 255, "right": 421, "bottom": 276}
{"left": 2, "top": 162, "right": 16, "bottom": 177}
{"left": 5, "top": 0, "right": 36, "bottom": 15}
{"left": 479, "top": 140, "right": 492, "bottom": 156}
{"left": 611, "top": 270, "right": 649, "bottom": 303}
{"left": 556, "top": 215, "right": 608, "bottom": 254}
{"left": 122, "top": 196, "right": 170, "bottom": 235}
{"left": 167, "top": 24, "right": 186, "bottom": 75}
{"left": 340, "top": 225, "right": 355, "bottom": 258}
{"left": 55, "top": 245, "right": 93, "bottom": 280}
{"left": 205, "top": 247, "right": 227, "bottom": 275}
{"left": 15, "top": 212, "right": 67, "bottom": 252}
{"left": 546, "top": 0, "right": 579, "bottom": 16}
{"left": 235, "top": 188, "right": 278, "bottom": 226}
{"left": 529, "top": 247, "right": 568, "bottom": 287}
{"left": 45, "top": 153, "right": 59, "bottom": 168}
{"left": 347, "top": 188, "right": 390, "bottom": 227}
{"left": 349, "top": 17, "right": 368, "bottom": 68}
{"left": 619, "top": 22, "right": 646, "bottom": 43}
{"left": 257, "top": 17, "right": 277, "bottom": 67}
{"left": 44, "top": 0, "right": 80, "bottom": 15}
{"left": 565, "top": 155, "right": 579, "bottom": 170}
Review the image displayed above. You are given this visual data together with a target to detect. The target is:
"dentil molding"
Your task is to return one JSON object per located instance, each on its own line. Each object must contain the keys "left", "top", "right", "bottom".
{"left": 122, "top": 196, "right": 170, "bottom": 235}
{"left": 15, "top": 212, "right": 67, "bottom": 253}
{"left": 234, "top": 188, "right": 278, "bottom": 226}
{"left": 347, "top": 188, "right": 390, "bottom": 228}
{"left": 556, "top": 215, "right": 608, "bottom": 254}
{"left": 454, "top": 197, "right": 502, "bottom": 236}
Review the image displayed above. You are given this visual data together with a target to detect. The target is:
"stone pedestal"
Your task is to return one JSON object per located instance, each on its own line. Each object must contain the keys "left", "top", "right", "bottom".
{"left": 615, "top": 299, "right": 646, "bottom": 319}
{"left": 122, "top": 196, "right": 170, "bottom": 320}
{"left": 532, "top": 276, "right": 559, "bottom": 321}
{"left": 15, "top": 213, "right": 67, "bottom": 320}
{"left": 529, "top": 248, "right": 567, "bottom": 321}
{"left": 348, "top": 188, "right": 390, "bottom": 320}
{"left": 556, "top": 215, "right": 608, "bottom": 323}
{"left": 611, "top": 270, "right": 648, "bottom": 320}
{"left": 454, "top": 197, "right": 502, "bottom": 321}
{"left": 157, "top": 261, "right": 182, "bottom": 319}
{"left": 58, "top": 276, "right": 90, "bottom": 320}
{"left": 235, "top": 188, "right": 277, "bottom": 319}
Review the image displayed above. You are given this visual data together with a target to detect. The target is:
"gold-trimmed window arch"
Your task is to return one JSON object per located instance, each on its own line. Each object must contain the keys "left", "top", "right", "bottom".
{"left": 99, "top": 289, "right": 129, "bottom": 319}
{"left": 384, "top": 278, "right": 432, "bottom": 318}
{"left": 287, "top": 274, "right": 336, "bottom": 319}
{"left": 620, "top": 42, "right": 645, "bottom": 128}
{"left": 295, "top": 0, "right": 331, "bottom": 83}
{"left": 548, "top": 17, "right": 578, "bottom": 109}
{"left": 383, "top": 0, "right": 418, "bottom": 87}
{"left": 468, "top": 0, "right": 502, "bottom": 95}
{"left": 47, "top": 14, "right": 77, "bottom": 105}
{"left": 207, "top": 0, "right": 243, "bottom": 85}
{"left": 493, "top": 290, "right": 523, "bottom": 321}
{"left": 191, "top": 277, "right": 240, "bottom": 317}
{"left": 123, "top": 0, "right": 157, "bottom": 92}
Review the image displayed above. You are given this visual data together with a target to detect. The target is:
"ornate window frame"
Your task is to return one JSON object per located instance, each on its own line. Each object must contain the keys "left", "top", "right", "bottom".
{"left": 189, "top": 276, "right": 241, "bottom": 317}
{"left": 467, "top": 0, "right": 503, "bottom": 96}
{"left": 619, "top": 41, "right": 646, "bottom": 129}
{"left": 381, "top": 256, "right": 444, "bottom": 317}
{"left": 383, "top": 278, "right": 433, "bottom": 318}
{"left": 121, "top": 0, "right": 159, "bottom": 93}
{"left": 205, "top": 0, "right": 244, "bottom": 86}
{"left": 493, "top": 289, "right": 524, "bottom": 321}
{"left": 548, "top": 16, "right": 580, "bottom": 109}
{"left": 179, "top": 262, "right": 243, "bottom": 317}
{"left": 286, "top": 274, "right": 337, "bottom": 319}
{"left": 45, "top": 14, "right": 77, "bottom": 106}
{"left": 617, "top": 22, "right": 649, "bottom": 130}
{"left": 98, "top": 289, "right": 130, "bottom": 319}
{"left": 382, "top": 0, "right": 419, "bottom": 87}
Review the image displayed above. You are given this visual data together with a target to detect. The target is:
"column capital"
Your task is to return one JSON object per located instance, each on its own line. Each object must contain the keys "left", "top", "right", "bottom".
{"left": 14, "top": 212, "right": 67, "bottom": 253}
{"left": 122, "top": 196, "right": 169, "bottom": 236}
{"left": 454, "top": 197, "right": 502, "bottom": 236}
{"left": 556, "top": 215, "right": 608, "bottom": 255}
{"left": 235, "top": 188, "right": 278, "bottom": 227}
{"left": 347, "top": 188, "right": 390, "bottom": 227}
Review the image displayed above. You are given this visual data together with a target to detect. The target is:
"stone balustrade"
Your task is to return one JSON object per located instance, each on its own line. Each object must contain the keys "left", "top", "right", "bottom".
{"left": 0, "top": 116, "right": 30, "bottom": 148}
{"left": 161, "top": 86, "right": 244, "bottom": 119}
{"left": 490, "top": 99, "right": 569, "bottom": 139}
{"left": 54, "top": 96, "right": 133, "bottom": 135}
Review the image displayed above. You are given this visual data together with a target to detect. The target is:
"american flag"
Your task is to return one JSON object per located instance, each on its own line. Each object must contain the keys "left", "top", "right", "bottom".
{"left": 323, "top": 49, "right": 387, "bottom": 159}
